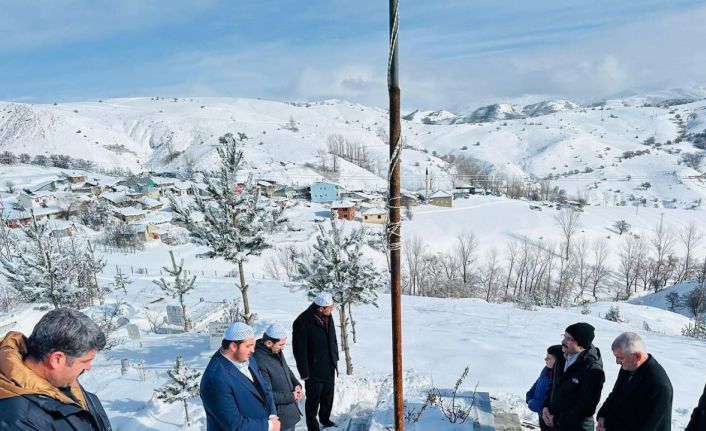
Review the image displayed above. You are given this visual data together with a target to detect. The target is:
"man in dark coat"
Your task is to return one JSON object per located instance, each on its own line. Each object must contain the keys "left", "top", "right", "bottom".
{"left": 293, "top": 292, "right": 339, "bottom": 431}
{"left": 200, "top": 322, "right": 279, "bottom": 431}
{"left": 543, "top": 322, "right": 605, "bottom": 431}
{"left": 0, "top": 308, "right": 112, "bottom": 431}
{"left": 253, "top": 323, "right": 303, "bottom": 431}
{"left": 686, "top": 381, "right": 706, "bottom": 431}
{"left": 597, "top": 332, "right": 673, "bottom": 431}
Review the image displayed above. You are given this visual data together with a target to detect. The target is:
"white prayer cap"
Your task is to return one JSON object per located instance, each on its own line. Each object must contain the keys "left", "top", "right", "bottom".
{"left": 314, "top": 292, "right": 334, "bottom": 307}
{"left": 223, "top": 322, "right": 254, "bottom": 341}
{"left": 265, "top": 323, "right": 288, "bottom": 340}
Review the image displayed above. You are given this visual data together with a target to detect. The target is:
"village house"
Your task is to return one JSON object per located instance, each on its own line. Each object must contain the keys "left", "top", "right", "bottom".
{"left": 45, "top": 219, "right": 75, "bottom": 238}
{"left": 18, "top": 191, "right": 58, "bottom": 209}
{"left": 123, "top": 177, "right": 160, "bottom": 199}
{"left": 62, "top": 172, "right": 86, "bottom": 184}
{"left": 429, "top": 190, "right": 453, "bottom": 208}
{"left": 169, "top": 181, "right": 193, "bottom": 197}
{"left": 400, "top": 192, "right": 418, "bottom": 208}
{"left": 150, "top": 176, "right": 178, "bottom": 196}
{"left": 71, "top": 179, "right": 103, "bottom": 195}
{"left": 257, "top": 180, "right": 276, "bottom": 198}
{"left": 272, "top": 184, "right": 295, "bottom": 199}
{"left": 99, "top": 191, "right": 131, "bottom": 207}
{"left": 330, "top": 200, "right": 356, "bottom": 220}
{"left": 310, "top": 181, "right": 339, "bottom": 203}
{"left": 137, "top": 196, "right": 164, "bottom": 211}
{"left": 124, "top": 222, "right": 159, "bottom": 242}
{"left": 112, "top": 206, "right": 147, "bottom": 223}
{"left": 361, "top": 207, "right": 387, "bottom": 224}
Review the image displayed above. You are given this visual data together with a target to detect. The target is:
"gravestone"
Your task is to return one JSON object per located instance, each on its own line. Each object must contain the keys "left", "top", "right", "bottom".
{"left": 493, "top": 413, "right": 522, "bottom": 431}
{"left": 433, "top": 390, "right": 495, "bottom": 431}
{"left": 116, "top": 316, "right": 130, "bottom": 327}
{"left": 209, "top": 321, "right": 231, "bottom": 350}
{"left": 166, "top": 305, "right": 185, "bottom": 327}
{"left": 126, "top": 324, "right": 141, "bottom": 340}
{"left": 120, "top": 359, "right": 130, "bottom": 376}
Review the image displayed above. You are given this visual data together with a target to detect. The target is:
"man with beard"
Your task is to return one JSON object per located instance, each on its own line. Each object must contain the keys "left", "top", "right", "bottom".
{"left": 0, "top": 308, "right": 111, "bottom": 431}
{"left": 596, "top": 332, "right": 673, "bottom": 431}
{"left": 254, "top": 323, "right": 303, "bottom": 431}
{"left": 542, "top": 322, "right": 605, "bottom": 431}
{"left": 200, "top": 322, "right": 279, "bottom": 431}
{"left": 293, "top": 292, "right": 339, "bottom": 431}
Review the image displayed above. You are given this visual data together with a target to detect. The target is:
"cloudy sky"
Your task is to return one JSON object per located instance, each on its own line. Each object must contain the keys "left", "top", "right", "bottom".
{"left": 2, "top": 0, "right": 706, "bottom": 112}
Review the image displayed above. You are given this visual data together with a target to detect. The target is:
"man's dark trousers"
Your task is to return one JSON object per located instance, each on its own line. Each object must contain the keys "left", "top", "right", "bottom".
{"left": 305, "top": 373, "right": 335, "bottom": 431}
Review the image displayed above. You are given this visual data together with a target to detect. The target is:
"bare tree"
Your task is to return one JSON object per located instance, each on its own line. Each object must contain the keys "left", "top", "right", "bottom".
{"left": 613, "top": 220, "right": 631, "bottom": 235}
{"left": 651, "top": 217, "right": 676, "bottom": 290}
{"left": 503, "top": 240, "right": 519, "bottom": 300}
{"left": 589, "top": 239, "right": 610, "bottom": 301}
{"left": 403, "top": 235, "right": 425, "bottom": 296}
{"left": 677, "top": 222, "right": 703, "bottom": 283}
{"left": 481, "top": 248, "right": 501, "bottom": 302}
{"left": 574, "top": 239, "right": 591, "bottom": 301}
{"left": 555, "top": 208, "right": 582, "bottom": 260}
{"left": 456, "top": 231, "right": 478, "bottom": 286}
{"left": 618, "top": 236, "right": 647, "bottom": 298}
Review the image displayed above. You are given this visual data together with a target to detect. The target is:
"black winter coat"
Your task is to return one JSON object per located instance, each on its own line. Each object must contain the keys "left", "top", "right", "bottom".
{"left": 292, "top": 304, "right": 339, "bottom": 382}
{"left": 545, "top": 345, "right": 605, "bottom": 431}
{"left": 253, "top": 340, "right": 302, "bottom": 430}
{"left": 686, "top": 381, "right": 706, "bottom": 431}
{"left": 597, "top": 354, "right": 672, "bottom": 431}
{"left": 0, "top": 387, "right": 112, "bottom": 431}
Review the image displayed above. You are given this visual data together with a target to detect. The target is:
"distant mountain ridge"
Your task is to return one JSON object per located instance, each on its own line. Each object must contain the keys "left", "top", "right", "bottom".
{"left": 404, "top": 99, "right": 581, "bottom": 125}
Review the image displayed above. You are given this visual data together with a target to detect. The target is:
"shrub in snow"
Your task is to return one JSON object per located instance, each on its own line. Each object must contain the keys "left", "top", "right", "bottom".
{"left": 430, "top": 366, "right": 478, "bottom": 424}
{"left": 155, "top": 356, "right": 201, "bottom": 426}
{"left": 153, "top": 250, "right": 196, "bottom": 332}
{"left": 604, "top": 306, "right": 625, "bottom": 323}
{"left": 404, "top": 392, "right": 437, "bottom": 424}
{"left": 580, "top": 300, "right": 592, "bottom": 315}
{"left": 681, "top": 318, "right": 706, "bottom": 340}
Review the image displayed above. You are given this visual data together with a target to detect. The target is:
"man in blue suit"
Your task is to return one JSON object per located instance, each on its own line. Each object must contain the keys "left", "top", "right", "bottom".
{"left": 201, "top": 322, "right": 280, "bottom": 431}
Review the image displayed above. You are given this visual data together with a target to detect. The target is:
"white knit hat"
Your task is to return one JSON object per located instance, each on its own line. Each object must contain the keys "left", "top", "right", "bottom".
{"left": 314, "top": 292, "right": 334, "bottom": 307}
{"left": 265, "top": 323, "right": 289, "bottom": 340}
{"left": 223, "top": 322, "right": 254, "bottom": 341}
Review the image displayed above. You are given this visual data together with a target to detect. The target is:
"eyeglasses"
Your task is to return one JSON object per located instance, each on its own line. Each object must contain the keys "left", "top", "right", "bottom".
{"left": 561, "top": 333, "right": 575, "bottom": 342}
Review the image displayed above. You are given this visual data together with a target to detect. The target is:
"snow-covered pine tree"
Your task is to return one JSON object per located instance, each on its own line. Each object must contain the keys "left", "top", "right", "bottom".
{"left": 154, "top": 355, "right": 201, "bottom": 426}
{"left": 170, "top": 132, "right": 285, "bottom": 325}
{"left": 65, "top": 237, "right": 106, "bottom": 307}
{"left": 153, "top": 251, "right": 195, "bottom": 331}
{"left": 296, "top": 217, "right": 384, "bottom": 375}
{"left": 0, "top": 214, "right": 75, "bottom": 308}
{"left": 112, "top": 266, "right": 132, "bottom": 295}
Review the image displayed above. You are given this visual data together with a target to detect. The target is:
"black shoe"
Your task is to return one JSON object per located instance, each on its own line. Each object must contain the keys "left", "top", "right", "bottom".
{"left": 320, "top": 420, "right": 337, "bottom": 428}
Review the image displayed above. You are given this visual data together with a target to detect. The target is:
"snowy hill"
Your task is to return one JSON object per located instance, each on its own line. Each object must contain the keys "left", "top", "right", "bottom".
{"left": 1, "top": 92, "right": 706, "bottom": 207}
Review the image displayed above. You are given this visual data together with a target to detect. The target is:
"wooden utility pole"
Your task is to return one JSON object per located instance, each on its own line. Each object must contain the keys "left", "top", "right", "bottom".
{"left": 388, "top": 0, "right": 403, "bottom": 430}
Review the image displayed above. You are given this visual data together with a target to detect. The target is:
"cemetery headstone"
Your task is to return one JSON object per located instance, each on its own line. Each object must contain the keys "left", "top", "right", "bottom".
{"left": 166, "top": 305, "right": 185, "bottom": 327}
{"left": 126, "top": 323, "right": 141, "bottom": 340}
{"left": 209, "top": 321, "right": 232, "bottom": 350}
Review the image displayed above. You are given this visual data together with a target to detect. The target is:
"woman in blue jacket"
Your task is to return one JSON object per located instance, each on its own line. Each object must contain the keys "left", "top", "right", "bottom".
{"left": 526, "top": 345, "right": 564, "bottom": 431}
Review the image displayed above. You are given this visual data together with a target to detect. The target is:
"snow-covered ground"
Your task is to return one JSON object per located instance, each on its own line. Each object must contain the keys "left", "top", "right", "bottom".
{"left": 2, "top": 270, "right": 704, "bottom": 431}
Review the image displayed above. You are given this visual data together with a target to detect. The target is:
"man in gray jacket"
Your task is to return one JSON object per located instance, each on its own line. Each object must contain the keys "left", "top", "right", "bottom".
{"left": 254, "top": 324, "right": 303, "bottom": 431}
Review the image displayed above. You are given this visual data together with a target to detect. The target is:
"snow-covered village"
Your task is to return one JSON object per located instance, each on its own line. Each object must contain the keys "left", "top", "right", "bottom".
{"left": 2, "top": 2, "right": 706, "bottom": 431}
